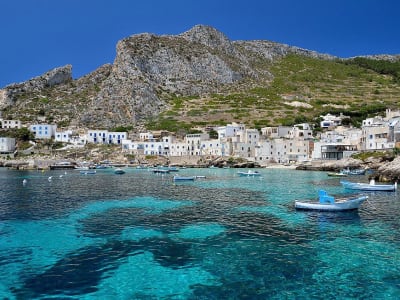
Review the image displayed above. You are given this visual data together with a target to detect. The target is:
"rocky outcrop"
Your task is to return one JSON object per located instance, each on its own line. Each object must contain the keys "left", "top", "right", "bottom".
{"left": 80, "top": 25, "right": 259, "bottom": 127}
{"left": 373, "top": 156, "right": 400, "bottom": 182}
{"left": 296, "top": 157, "right": 364, "bottom": 171}
{"left": 0, "top": 65, "right": 72, "bottom": 109}
{"left": 0, "top": 24, "right": 371, "bottom": 129}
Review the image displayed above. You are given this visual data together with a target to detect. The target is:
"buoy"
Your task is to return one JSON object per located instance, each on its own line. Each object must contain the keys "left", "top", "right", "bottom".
{"left": 22, "top": 179, "right": 27, "bottom": 185}
{"left": 48, "top": 176, "right": 52, "bottom": 181}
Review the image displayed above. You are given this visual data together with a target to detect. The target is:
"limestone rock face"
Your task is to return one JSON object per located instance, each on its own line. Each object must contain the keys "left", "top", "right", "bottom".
{"left": 80, "top": 25, "right": 255, "bottom": 127}
{"left": 1, "top": 24, "right": 374, "bottom": 129}
{"left": 0, "top": 65, "right": 72, "bottom": 109}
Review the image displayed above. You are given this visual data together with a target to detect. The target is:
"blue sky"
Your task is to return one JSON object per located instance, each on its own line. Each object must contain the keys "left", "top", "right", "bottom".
{"left": 1, "top": 0, "right": 399, "bottom": 87}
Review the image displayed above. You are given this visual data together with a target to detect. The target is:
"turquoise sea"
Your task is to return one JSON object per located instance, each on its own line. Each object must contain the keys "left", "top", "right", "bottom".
{"left": 0, "top": 167, "right": 399, "bottom": 299}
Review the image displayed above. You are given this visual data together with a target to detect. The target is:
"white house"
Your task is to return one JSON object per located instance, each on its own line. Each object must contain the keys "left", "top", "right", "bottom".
{"left": 320, "top": 113, "right": 347, "bottom": 128}
{"left": 87, "top": 130, "right": 127, "bottom": 145}
{"left": 1, "top": 119, "right": 21, "bottom": 129}
{"left": 169, "top": 141, "right": 188, "bottom": 156}
{"left": 0, "top": 137, "right": 15, "bottom": 153}
{"left": 55, "top": 130, "right": 73, "bottom": 143}
{"left": 201, "top": 139, "right": 223, "bottom": 156}
{"left": 217, "top": 123, "right": 245, "bottom": 139}
{"left": 185, "top": 133, "right": 209, "bottom": 156}
{"left": 29, "top": 124, "right": 57, "bottom": 139}
{"left": 362, "top": 123, "right": 391, "bottom": 150}
{"left": 289, "top": 123, "right": 313, "bottom": 140}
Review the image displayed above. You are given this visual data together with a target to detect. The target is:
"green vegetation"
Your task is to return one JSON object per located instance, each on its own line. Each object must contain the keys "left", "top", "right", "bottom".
{"left": 343, "top": 57, "right": 400, "bottom": 82}
{"left": 3, "top": 51, "right": 400, "bottom": 135}
{"left": 112, "top": 125, "right": 134, "bottom": 132}
{"left": 351, "top": 151, "right": 393, "bottom": 161}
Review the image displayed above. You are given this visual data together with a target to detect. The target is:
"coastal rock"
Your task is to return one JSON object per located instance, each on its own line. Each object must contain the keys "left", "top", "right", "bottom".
{"left": 374, "top": 156, "right": 400, "bottom": 182}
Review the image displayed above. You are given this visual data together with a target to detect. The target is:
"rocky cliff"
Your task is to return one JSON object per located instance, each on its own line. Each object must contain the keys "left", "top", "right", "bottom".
{"left": 1, "top": 24, "right": 399, "bottom": 130}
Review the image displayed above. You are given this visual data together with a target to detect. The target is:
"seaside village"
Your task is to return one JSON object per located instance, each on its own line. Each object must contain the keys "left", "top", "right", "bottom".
{"left": 1, "top": 108, "right": 400, "bottom": 167}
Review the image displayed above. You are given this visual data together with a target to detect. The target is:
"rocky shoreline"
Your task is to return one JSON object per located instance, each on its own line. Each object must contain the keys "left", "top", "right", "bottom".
{"left": 296, "top": 156, "right": 400, "bottom": 182}
{"left": 2, "top": 154, "right": 400, "bottom": 182}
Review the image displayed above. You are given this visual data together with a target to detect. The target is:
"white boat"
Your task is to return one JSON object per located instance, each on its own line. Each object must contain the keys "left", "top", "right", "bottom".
{"left": 80, "top": 170, "right": 96, "bottom": 175}
{"left": 173, "top": 175, "right": 196, "bottom": 181}
{"left": 295, "top": 190, "right": 368, "bottom": 211}
{"left": 340, "top": 179, "right": 397, "bottom": 191}
{"left": 327, "top": 172, "right": 348, "bottom": 177}
{"left": 340, "top": 168, "right": 366, "bottom": 175}
{"left": 114, "top": 168, "right": 126, "bottom": 174}
{"left": 237, "top": 170, "right": 261, "bottom": 177}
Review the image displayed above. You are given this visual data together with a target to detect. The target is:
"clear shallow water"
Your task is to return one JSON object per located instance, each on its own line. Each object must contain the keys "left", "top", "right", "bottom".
{"left": 1, "top": 167, "right": 400, "bottom": 299}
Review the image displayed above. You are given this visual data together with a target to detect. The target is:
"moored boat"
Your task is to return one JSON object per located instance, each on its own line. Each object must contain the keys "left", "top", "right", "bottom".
{"left": 80, "top": 170, "right": 96, "bottom": 175}
{"left": 173, "top": 175, "right": 196, "bottom": 181}
{"left": 295, "top": 190, "right": 368, "bottom": 211}
{"left": 237, "top": 170, "right": 261, "bottom": 177}
{"left": 114, "top": 168, "right": 126, "bottom": 174}
{"left": 340, "top": 179, "right": 397, "bottom": 191}
{"left": 340, "top": 168, "right": 366, "bottom": 175}
{"left": 327, "top": 172, "right": 347, "bottom": 177}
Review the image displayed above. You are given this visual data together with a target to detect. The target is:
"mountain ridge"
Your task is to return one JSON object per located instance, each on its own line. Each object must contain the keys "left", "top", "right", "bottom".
{"left": 1, "top": 25, "right": 399, "bottom": 131}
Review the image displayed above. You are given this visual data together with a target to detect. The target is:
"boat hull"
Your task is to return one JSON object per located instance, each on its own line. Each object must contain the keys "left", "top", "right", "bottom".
{"left": 237, "top": 171, "right": 261, "bottom": 177}
{"left": 295, "top": 196, "right": 368, "bottom": 211}
{"left": 173, "top": 176, "right": 195, "bottom": 181}
{"left": 340, "top": 180, "right": 396, "bottom": 191}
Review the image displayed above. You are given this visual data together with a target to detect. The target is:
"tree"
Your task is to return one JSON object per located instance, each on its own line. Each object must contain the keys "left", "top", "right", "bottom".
{"left": 13, "top": 128, "right": 34, "bottom": 141}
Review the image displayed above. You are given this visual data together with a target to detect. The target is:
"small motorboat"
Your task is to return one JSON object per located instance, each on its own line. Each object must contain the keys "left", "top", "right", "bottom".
{"left": 80, "top": 170, "right": 96, "bottom": 175}
{"left": 237, "top": 170, "right": 261, "bottom": 177}
{"left": 340, "top": 168, "right": 366, "bottom": 175}
{"left": 340, "top": 179, "right": 397, "bottom": 191}
{"left": 152, "top": 168, "right": 170, "bottom": 174}
{"left": 327, "top": 172, "right": 347, "bottom": 177}
{"left": 114, "top": 168, "right": 126, "bottom": 175}
{"left": 173, "top": 175, "right": 196, "bottom": 181}
{"left": 295, "top": 190, "right": 368, "bottom": 211}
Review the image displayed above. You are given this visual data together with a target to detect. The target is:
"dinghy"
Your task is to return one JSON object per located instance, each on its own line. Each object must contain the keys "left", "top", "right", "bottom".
{"left": 295, "top": 190, "right": 368, "bottom": 211}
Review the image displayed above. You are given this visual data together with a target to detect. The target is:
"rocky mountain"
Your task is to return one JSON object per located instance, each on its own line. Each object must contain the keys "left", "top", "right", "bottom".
{"left": 1, "top": 25, "right": 399, "bottom": 131}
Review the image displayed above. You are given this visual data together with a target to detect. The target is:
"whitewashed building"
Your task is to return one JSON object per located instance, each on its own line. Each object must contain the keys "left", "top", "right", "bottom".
{"left": 29, "top": 124, "right": 57, "bottom": 139}
{"left": 55, "top": 130, "right": 73, "bottom": 143}
{"left": 320, "top": 113, "right": 347, "bottom": 128}
{"left": 201, "top": 139, "right": 223, "bottom": 156}
{"left": 217, "top": 123, "right": 245, "bottom": 139}
{"left": 87, "top": 130, "right": 127, "bottom": 145}
{"left": 169, "top": 141, "right": 188, "bottom": 156}
{"left": 185, "top": 133, "right": 209, "bottom": 156}
{"left": 1, "top": 119, "right": 21, "bottom": 129}
{"left": 0, "top": 137, "right": 15, "bottom": 153}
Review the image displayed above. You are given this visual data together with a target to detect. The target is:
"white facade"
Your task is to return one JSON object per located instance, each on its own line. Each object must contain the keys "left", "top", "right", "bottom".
{"left": 201, "top": 140, "right": 223, "bottom": 156}
{"left": 140, "top": 132, "right": 154, "bottom": 141}
{"left": 217, "top": 123, "right": 245, "bottom": 139}
{"left": 0, "top": 137, "right": 15, "bottom": 153}
{"left": 29, "top": 124, "right": 57, "bottom": 139}
{"left": 169, "top": 141, "right": 188, "bottom": 156}
{"left": 362, "top": 124, "right": 391, "bottom": 150}
{"left": 185, "top": 133, "right": 209, "bottom": 156}
{"left": 289, "top": 123, "right": 313, "bottom": 140}
{"left": 320, "top": 113, "right": 346, "bottom": 128}
{"left": 1, "top": 119, "right": 21, "bottom": 129}
{"left": 87, "top": 130, "right": 127, "bottom": 145}
{"left": 55, "top": 130, "right": 73, "bottom": 143}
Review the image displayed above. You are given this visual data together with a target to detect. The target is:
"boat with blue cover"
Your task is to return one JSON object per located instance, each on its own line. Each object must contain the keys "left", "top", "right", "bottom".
{"left": 295, "top": 190, "right": 368, "bottom": 211}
